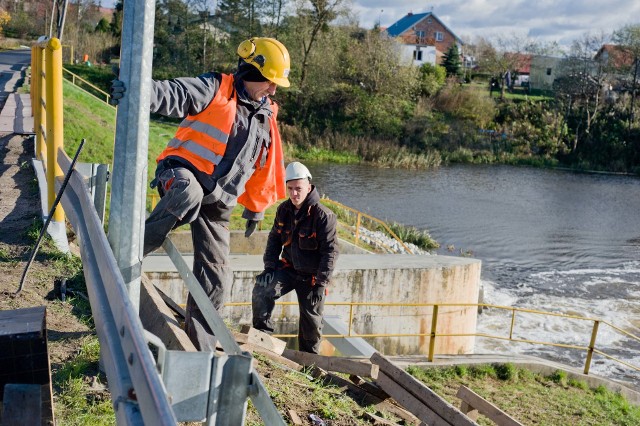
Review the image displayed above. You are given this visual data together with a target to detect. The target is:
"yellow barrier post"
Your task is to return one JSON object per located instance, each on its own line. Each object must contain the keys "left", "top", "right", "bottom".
{"left": 427, "top": 304, "right": 439, "bottom": 362}
{"left": 584, "top": 320, "right": 600, "bottom": 375}
{"left": 354, "top": 212, "right": 361, "bottom": 246}
{"left": 348, "top": 304, "right": 354, "bottom": 336}
{"left": 32, "top": 45, "right": 45, "bottom": 161}
{"left": 45, "top": 38, "right": 65, "bottom": 222}
{"left": 509, "top": 308, "right": 517, "bottom": 340}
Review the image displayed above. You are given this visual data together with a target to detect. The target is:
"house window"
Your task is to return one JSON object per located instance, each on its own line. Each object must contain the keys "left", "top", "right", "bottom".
{"left": 435, "top": 31, "right": 443, "bottom": 41}
{"left": 546, "top": 68, "right": 552, "bottom": 76}
{"left": 413, "top": 50, "right": 423, "bottom": 61}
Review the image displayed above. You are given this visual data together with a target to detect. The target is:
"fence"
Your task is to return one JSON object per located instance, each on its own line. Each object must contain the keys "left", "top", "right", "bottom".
{"left": 226, "top": 300, "right": 640, "bottom": 377}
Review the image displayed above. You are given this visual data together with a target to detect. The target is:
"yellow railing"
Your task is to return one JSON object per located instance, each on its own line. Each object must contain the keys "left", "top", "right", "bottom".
{"left": 62, "top": 67, "right": 114, "bottom": 106}
{"left": 225, "top": 300, "right": 640, "bottom": 377}
{"left": 31, "top": 38, "right": 65, "bottom": 222}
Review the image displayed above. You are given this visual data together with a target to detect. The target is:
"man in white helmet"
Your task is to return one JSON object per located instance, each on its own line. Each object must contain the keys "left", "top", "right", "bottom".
{"left": 252, "top": 162, "right": 338, "bottom": 354}
{"left": 110, "top": 38, "right": 290, "bottom": 351}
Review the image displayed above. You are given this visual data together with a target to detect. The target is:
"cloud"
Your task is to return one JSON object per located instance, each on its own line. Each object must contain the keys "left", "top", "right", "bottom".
{"left": 352, "top": 0, "right": 640, "bottom": 47}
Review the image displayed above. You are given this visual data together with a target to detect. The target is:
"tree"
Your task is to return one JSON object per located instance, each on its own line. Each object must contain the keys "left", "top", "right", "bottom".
{"left": 441, "top": 44, "right": 462, "bottom": 78}
{"left": 476, "top": 35, "right": 532, "bottom": 99}
{"left": 612, "top": 24, "right": 640, "bottom": 134}
{"left": 554, "top": 32, "right": 609, "bottom": 154}
{"left": 0, "top": 8, "right": 10, "bottom": 36}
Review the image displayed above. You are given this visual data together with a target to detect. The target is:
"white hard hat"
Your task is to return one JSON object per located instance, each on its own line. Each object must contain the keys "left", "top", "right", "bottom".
{"left": 285, "top": 162, "right": 312, "bottom": 182}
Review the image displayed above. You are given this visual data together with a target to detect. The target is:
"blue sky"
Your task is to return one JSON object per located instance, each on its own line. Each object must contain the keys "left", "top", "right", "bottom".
{"left": 101, "top": 0, "right": 640, "bottom": 48}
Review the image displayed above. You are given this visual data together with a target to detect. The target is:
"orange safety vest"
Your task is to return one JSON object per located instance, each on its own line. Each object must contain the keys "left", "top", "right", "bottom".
{"left": 156, "top": 73, "right": 286, "bottom": 212}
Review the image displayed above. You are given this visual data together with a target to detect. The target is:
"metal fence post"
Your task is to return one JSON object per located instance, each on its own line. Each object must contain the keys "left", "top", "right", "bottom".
{"left": 428, "top": 304, "right": 439, "bottom": 362}
{"left": 108, "top": 0, "right": 157, "bottom": 311}
{"left": 44, "top": 38, "right": 64, "bottom": 223}
{"left": 584, "top": 320, "right": 600, "bottom": 375}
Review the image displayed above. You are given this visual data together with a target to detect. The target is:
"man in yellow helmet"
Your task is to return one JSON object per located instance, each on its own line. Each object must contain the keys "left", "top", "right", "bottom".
{"left": 112, "top": 37, "right": 290, "bottom": 351}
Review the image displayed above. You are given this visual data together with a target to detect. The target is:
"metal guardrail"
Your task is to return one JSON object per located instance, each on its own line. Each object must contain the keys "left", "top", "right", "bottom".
{"left": 58, "top": 150, "right": 177, "bottom": 425}
{"left": 225, "top": 301, "right": 640, "bottom": 377}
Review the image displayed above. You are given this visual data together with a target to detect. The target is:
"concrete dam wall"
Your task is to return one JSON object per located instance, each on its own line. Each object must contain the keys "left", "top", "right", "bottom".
{"left": 143, "top": 231, "right": 481, "bottom": 356}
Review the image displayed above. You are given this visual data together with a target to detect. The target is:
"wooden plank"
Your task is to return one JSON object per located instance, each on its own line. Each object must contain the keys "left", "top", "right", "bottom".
{"left": 349, "top": 375, "right": 390, "bottom": 400}
{"left": 239, "top": 343, "right": 302, "bottom": 370}
{"left": 370, "top": 352, "right": 475, "bottom": 426}
{"left": 362, "top": 411, "right": 401, "bottom": 425}
{"left": 376, "top": 372, "right": 450, "bottom": 426}
{"left": 240, "top": 325, "right": 286, "bottom": 355}
{"left": 282, "top": 349, "right": 379, "bottom": 379}
{"left": 140, "top": 276, "right": 196, "bottom": 352}
{"left": 2, "top": 383, "right": 41, "bottom": 425}
{"left": 153, "top": 284, "right": 186, "bottom": 318}
{"left": 460, "top": 401, "right": 479, "bottom": 421}
{"left": 310, "top": 368, "right": 421, "bottom": 425}
{"left": 456, "top": 386, "right": 523, "bottom": 426}
{"left": 287, "top": 409, "right": 303, "bottom": 425}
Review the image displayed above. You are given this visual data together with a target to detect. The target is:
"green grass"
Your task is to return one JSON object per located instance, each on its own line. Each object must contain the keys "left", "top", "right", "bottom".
{"left": 53, "top": 336, "right": 115, "bottom": 426}
{"left": 407, "top": 364, "right": 640, "bottom": 425}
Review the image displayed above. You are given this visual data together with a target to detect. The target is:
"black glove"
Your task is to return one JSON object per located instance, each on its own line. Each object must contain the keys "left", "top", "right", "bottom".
{"left": 245, "top": 219, "right": 258, "bottom": 237}
{"left": 109, "top": 79, "right": 126, "bottom": 106}
{"left": 256, "top": 269, "right": 274, "bottom": 287}
{"left": 307, "top": 285, "right": 326, "bottom": 306}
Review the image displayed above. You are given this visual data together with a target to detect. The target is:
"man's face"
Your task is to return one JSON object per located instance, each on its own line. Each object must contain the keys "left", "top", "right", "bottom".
{"left": 244, "top": 80, "right": 277, "bottom": 101}
{"left": 286, "top": 178, "right": 312, "bottom": 209}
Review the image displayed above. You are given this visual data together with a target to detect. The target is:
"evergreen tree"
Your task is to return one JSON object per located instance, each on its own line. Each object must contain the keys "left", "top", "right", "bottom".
{"left": 441, "top": 44, "right": 462, "bottom": 77}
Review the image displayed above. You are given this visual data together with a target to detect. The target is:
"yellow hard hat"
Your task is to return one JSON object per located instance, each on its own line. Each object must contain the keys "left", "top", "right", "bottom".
{"left": 237, "top": 37, "right": 291, "bottom": 88}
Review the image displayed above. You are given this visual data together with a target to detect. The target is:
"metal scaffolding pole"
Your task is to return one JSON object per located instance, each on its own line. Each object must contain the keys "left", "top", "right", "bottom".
{"left": 108, "top": 0, "right": 157, "bottom": 311}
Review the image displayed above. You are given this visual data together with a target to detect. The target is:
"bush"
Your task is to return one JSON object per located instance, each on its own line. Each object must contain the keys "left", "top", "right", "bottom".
{"left": 494, "top": 363, "right": 518, "bottom": 381}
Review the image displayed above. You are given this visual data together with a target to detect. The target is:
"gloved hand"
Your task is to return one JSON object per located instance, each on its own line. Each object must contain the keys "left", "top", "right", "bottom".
{"left": 109, "top": 79, "right": 126, "bottom": 106}
{"left": 307, "top": 285, "right": 326, "bottom": 306}
{"left": 256, "top": 269, "right": 274, "bottom": 287}
{"left": 245, "top": 219, "right": 258, "bottom": 237}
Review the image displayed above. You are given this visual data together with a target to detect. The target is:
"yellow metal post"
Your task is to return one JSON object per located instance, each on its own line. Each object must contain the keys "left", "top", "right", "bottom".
{"left": 354, "top": 212, "right": 361, "bottom": 246}
{"left": 45, "top": 38, "right": 65, "bottom": 222}
{"left": 509, "top": 308, "right": 516, "bottom": 340}
{"left": 38, "top": 45, "right": 47, "bottom": 162}
{"left": 584, "top": 320, "right": 600, "bottom": 375}
{"left": 32, "top": 46, "right": 44, "bottom": 161}
{"left": 427, "top": 304, "right": 439, "bottom": 362}
{"left": 348, "top": 304, "right": 354, "bottom": 336}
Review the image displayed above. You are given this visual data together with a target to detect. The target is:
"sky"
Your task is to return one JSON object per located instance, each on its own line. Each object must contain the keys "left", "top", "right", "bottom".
{"left": 100, "top": 0, "right": 640, "bottom": 49}
{"left": 351, "top": 0, "right": 640, "bottom": 48}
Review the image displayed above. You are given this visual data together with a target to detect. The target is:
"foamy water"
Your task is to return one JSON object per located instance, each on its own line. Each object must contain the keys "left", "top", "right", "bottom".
{"left": 477, "top": 261, "right": 640, "bottom": 384}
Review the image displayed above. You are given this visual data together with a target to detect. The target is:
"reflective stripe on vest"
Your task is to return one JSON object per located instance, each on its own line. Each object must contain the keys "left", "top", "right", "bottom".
{"left": 178, "top": 118, "right": 230, "bottom": 146}
{"left": 167, "top": 138, "right": 224, "bottom": 165}
{"left": 156, "top": 73, "right": 236, "bottom": 174}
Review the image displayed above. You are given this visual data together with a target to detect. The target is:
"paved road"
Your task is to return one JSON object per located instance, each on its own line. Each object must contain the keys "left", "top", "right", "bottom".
{"left": 0, "top": 48, "right": 33, "bottom": 134}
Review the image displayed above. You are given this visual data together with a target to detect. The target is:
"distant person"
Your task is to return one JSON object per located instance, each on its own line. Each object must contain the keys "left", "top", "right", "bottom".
{"left": 110, "top": 37, "right": 290, "bottom": 351}
{"left": 252, "top": 162, "right": 339, "bottom": 354}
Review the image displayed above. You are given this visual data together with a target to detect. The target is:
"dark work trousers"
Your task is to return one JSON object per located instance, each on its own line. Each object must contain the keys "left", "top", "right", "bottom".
{"left": 252, "top": 267, "right": 325, "bottom": 354}
{"left": 144, "top": 166, "right": 233, "bottom": 352}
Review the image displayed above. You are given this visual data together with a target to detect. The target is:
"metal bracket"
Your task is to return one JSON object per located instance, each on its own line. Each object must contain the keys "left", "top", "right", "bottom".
{"left": 145, "top": 332, "right": 253, "bottom": 425}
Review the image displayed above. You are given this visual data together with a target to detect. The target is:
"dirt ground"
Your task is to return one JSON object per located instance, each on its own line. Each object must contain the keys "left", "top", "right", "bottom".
{"left": 0, "top": 134, "right": 92, "bottom": 396}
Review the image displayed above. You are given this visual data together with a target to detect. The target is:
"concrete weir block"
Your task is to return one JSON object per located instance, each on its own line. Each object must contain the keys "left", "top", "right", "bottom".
{"left": 143, "top": 253, "right": 481, "bottom": 357}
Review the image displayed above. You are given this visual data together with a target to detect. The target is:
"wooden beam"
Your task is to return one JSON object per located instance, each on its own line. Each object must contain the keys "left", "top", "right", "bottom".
{"left": 239, "top": 343, "right": 302, "bottom": 370}
{"left": 310, "top": 368, "right": 421, "bottom": 425}
{"left": 140, "top": 275, "right": 196, "bottom": 351}
{"left": 287, "top": 409, "right": 303, "bottom": 425}
{"left": 456, "top": 386, "right": 523, "bottom": 426}
{"left": 362, "top": 411, "right": 402, "bottom": 425}
{"left": 370, "top": 352, "right": 475, "bottom": 425}
{"left": 282, "top": 349, "right": 379, "bottom": 379}
{"left": 153, "top": 284, "right": 186, "bottom": 318}
{"left": 349, "top": 374, "right": 390, "bottom": 400}
{"left": 240, "top": 325, "right": 286, "bottom": 355}
{"left": 375, "top": 372, "right": 450, "bottom": 426}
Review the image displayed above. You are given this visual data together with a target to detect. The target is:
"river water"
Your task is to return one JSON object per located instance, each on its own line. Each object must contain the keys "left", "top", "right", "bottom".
{"left": 308, "top": 163, "right": 640, "bottom": 385}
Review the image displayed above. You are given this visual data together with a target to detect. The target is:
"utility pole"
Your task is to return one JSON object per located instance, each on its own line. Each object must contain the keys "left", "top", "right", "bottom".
{"left": 108, "top": 0, "right": 157, "bottom": 311}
